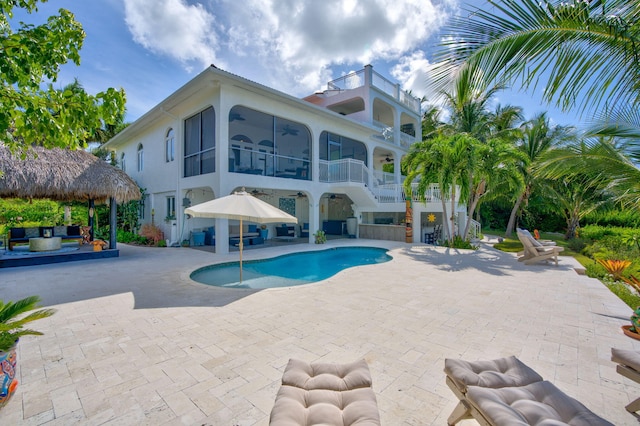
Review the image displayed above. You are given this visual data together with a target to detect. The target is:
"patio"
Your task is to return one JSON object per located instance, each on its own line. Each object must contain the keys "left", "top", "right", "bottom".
{"left": 0, "top": 239, "right": 638, "bottom": 424}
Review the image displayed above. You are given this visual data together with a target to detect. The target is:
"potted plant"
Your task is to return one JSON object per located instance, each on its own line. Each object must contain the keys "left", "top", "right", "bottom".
{"left": 0, "top": 296, "right": 55, "bottom": 409}
{"left": 259, "top": 224, "right": 268, "bottom": 239}
{"left": 314, "top": 230, "right": 327, "bottom": 244}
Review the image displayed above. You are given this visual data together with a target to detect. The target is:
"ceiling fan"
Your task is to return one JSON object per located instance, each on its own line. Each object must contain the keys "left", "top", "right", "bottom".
{"left": 380, "top": 153, "right": 393, "bottom": 163}
{"left": 229, "top": 112, "right": 245, "bottom": 121}
{"left": 288, "top": 191, "right": 307, "bottom": 198}
{"left": 281, "top": 124, "right": 299, "bottom": 136}
{"left": 250, "top": 189, "right": 269, "bottom": 197}
{"left": 324, "top": 194, "right": 344, "bottom": 200}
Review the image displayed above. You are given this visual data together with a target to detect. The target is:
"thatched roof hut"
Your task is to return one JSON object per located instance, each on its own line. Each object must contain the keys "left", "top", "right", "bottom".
{"left": 0, "top": 145, "right": 140, "bottom": 203}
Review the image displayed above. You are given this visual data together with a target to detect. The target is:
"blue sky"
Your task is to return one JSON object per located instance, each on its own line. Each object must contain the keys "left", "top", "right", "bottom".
{"left": 13, "top": 0, "right": 580, "bottom": 127}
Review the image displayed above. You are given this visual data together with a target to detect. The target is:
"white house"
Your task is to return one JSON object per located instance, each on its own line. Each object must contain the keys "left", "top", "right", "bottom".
{"left": 105, "top": 64, "right": 473, "bottom": 253}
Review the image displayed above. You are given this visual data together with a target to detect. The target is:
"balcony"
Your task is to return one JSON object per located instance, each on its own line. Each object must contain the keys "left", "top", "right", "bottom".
{"left": 326, "top": 66, "right": 421, "bottom": 114}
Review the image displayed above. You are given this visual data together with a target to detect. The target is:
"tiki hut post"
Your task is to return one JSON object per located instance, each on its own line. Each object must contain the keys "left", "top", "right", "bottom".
{"left": 88, "top": 199, "right": 95, "bottom": 241}
{"left": 109, "top": 197, "right": 117, "bottom": 249}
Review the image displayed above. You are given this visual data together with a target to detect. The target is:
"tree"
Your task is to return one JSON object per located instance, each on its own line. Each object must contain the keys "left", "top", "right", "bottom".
{"left": 404, "top": 134, "right": 477, "bottom": 243}
{"left": 429, "top": 0, "right": 640, "bottom": 207}
{"left": 504, "top": 113, "right": 575, "bottom": 236}
{"left": 1, "top": 0, "right": 126, "bottom": 153}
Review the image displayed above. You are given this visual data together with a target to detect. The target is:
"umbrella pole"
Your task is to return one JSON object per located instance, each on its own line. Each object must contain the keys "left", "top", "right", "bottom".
{"left": 239, "top": 218, "right": 243, "bottom": 283}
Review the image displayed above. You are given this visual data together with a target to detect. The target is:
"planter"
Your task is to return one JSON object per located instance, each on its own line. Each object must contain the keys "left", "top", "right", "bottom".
{"left": 93, "top": 244, "right": 102, "bottom": 252}
{"left": 259, "top": 229, "right": 268, "bottom": 239}
{"left": 622, "top": 325, "right": 640, "bottom": 340}
{"left": 0, "top": 340, "right": 18, "bottom": 410}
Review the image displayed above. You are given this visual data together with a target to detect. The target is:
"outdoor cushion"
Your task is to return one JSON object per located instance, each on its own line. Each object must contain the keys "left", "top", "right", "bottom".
{"left": 466, "top": 380, "right": 614, "bottom": 425}
{"left": 270, "top": 386, "right": 380, "bottom": 425}
{"left": 25, "top": 228, "right": 39, "bottom": 238}
{"left": 9, "top": 228, "right": 25, "bottom": 239}
{"left": 281, "top": 358, "right": 373, "bottom": 391}
{"left": 67, "top": 225, "right": 81, "bottom": 236}
{"left": 39, "top": 226, "right": 54, "bottom": 237}
{"left": 54, "top": 226, "right": 67, "bottom": 236}
{"left": 611, "top": 348, "right": 640, "bottom": 372}
{"left": 270, "top": 358, "right": 380, "bottom": 426}
{"left": 248, "top": 224, "right": 257, "bottom": 233}
{"left": 444, "top": 356, "right": 543, "bottom": 394}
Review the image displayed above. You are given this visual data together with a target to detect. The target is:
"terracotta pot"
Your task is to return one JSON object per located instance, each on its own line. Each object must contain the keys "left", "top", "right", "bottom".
{"left": 0, "top": 340, "right": 19, "bottom": 410}
{"left": 93, "top": 244, "right": 102, "bottom": 252}
{"left": 622, "top": 325, "right": 640, "bottom": 340}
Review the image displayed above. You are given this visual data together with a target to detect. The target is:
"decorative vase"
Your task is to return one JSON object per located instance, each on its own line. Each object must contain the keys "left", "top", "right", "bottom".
{"left": 0, "top": 341, "right": 18, "bottom": 410}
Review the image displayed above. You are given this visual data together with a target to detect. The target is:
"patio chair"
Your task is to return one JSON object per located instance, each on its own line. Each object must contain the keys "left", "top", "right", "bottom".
{"left": 516, "top": 230, "right": 564, "bottom": 265}
{"left": 270, "top": 358, "right": 381, "bottom": 425}
{"left": 611, "top": 348, "right": 640, "bottom": 412}
{"left": 517, "top": 228, "right": 556, "bottom": 246}
{"left": 445, "top": 356, "right": 613, "bottom": 425}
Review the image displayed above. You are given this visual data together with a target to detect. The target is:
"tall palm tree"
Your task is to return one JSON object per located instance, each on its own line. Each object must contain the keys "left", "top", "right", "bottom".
{"left": 431, "top": 0, "right": 640, "bottom": 116}
{"left": 505, "top": 113, "right": 575, "bottom": 236}
{"left": 430, "top": 0, "right": 640, "bottom": 206}
{"left": 404, "top": 134, "right": 477, "bottom": 243}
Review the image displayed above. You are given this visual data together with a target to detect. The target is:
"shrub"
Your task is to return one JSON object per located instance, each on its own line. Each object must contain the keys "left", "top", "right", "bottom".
{"left": 585, "top": 262, "right": 607, "bottom": 280}
{"left": 442, "top": 235, "right": 478, "bottom": 250}
{"left": 117, "top": 229, "right": 149, "bottom": 244}
{"left": 606, "top": 281, "right": 640, "bottom": 309}
{"left": 596, "top": 259, "right": 631, "bottom": 281}
{"left": 566, "top": 237, "right": 588, "bottom": 253}
{"left": 140, "top": 224, "right": 164, "bottom": 245}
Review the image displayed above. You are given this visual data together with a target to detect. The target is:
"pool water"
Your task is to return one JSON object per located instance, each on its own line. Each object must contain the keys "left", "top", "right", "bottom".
{"left": 190, "top": 246, "right": 391, "bottom": 289}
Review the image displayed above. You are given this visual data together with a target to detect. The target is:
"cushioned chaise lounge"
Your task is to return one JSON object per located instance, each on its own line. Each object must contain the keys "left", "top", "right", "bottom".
{"left": 270, "top": 358, "right": 380, "bottom": 425}
{"left": 611, "top": 347, "right": 640, "bottom": 412}
{"left": 516, "top": 229, "right": 564, "bottom": 265}
{"left": 445, "top": 356, "right": 612, "bottom": 425}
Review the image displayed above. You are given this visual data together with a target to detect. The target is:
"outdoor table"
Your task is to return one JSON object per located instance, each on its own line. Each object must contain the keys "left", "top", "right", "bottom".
{"left": 29, "top": 237, "right": 62, "bottom": 252}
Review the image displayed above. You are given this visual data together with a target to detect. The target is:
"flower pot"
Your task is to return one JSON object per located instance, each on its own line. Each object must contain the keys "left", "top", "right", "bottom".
{"left": 622, "top": 325, "right": 640, "bottom": 340}
{"left": 0, "top": 340, "right": 18, "bottom": 410}
{"left": 93, "top": 244, "right": 102, "bottom": 252}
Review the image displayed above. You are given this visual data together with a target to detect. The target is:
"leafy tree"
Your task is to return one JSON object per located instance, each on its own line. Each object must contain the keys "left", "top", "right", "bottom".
{"left": 505, "top": 113, "right": 575, "bottom": 236}
{"left": 1, "top": 0, "right": 126, "bottom": 153}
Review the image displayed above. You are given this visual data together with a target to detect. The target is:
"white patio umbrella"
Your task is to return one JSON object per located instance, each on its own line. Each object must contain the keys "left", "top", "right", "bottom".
{"left": 184, "top": 188, "right": 297, "bottom": 282}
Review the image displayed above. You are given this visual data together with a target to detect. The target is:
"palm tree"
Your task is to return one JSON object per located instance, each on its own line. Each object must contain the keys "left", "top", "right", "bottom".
{"left": 404, "top": 134, "right": 477, "bottom": 243}
{"left": 504, "top": 113, "right": 575, "bottom": 236}
{"left": 429, "top": 0, "right": 640, "bottom": 206}
{"left": 431, "top": 0, "right": 640, "bottom": 116}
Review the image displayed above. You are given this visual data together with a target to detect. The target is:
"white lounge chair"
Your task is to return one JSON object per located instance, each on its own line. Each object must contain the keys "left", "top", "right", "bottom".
{"left": 516, "top": 230, "right": 564, "bottom": 265}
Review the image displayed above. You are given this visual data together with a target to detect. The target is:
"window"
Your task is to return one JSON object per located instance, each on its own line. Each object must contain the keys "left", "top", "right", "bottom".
{"left": 184, "top": 106, "right": 215, "bottom": 177}
{"left": 165, "top": 128, "right": 175, "bottom": 162}
{"left": 166, "top": 196, "right": 176, "bottom": 220}
{"left": 120, "top": 153, "right": 126, "bottom": 172}
{"left": 228, "top": 105, "right": 311, "bottom": 180}
{"left": 137, "top": 144, "right": 144, "bottom": 172}
{"left": 319, "top": 131, "right": 367, "bottom": 165}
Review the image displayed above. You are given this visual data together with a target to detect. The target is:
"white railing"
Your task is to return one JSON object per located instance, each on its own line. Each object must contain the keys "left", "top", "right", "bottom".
{"left": 467, "top": 219, "right": 482, "bottom": 239}
{"left": 319, "top": 160, "right": 457, "bottom": 204}
{"left": 319, "top": 158, "right": 369, "bottom": 184}
{"left": 373, "top": 170, "right": 395, "bottom": 185}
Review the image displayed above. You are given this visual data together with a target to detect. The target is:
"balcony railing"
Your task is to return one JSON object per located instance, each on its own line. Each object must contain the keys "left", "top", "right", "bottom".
{"left": 325, "top": 67, "right": 421, "bottom": 114}
{"left": 319, "top": 158, "right": 369, "bottom": 184}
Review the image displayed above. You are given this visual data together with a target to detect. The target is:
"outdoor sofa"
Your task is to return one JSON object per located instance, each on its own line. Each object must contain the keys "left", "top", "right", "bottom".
{"left": 8, "top": 226, "right": 84, "bottom": 250}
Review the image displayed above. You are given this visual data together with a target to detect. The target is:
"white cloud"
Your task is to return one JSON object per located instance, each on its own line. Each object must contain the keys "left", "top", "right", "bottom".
{"left": 122, "top": 0, "right": 453, "bottom": 95}
{"left": 123, "top": 0, "right": 221, "bottom": 71}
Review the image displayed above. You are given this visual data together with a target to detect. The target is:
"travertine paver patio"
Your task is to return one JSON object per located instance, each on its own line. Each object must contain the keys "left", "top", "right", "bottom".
{"left": 1, "top": 239, "right": 639, "bottom": 425}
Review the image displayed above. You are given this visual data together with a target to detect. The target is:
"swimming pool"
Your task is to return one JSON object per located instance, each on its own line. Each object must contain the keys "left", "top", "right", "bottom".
{"left": 190, "top": 246, "right": 391, "bottom": 289}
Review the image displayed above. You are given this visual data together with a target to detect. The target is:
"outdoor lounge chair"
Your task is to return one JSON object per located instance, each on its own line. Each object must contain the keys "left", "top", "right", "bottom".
{"left": 444, "top": 356, "right": 613, "bottom": 425}
{"left": 516, "top": 230, "right": 564, "bottom": 265}
{"left": 611, "top": 348, "right": 640, "bottom": 412}
{"left": 269, "top": 358, "right": 381, "bottom": 425}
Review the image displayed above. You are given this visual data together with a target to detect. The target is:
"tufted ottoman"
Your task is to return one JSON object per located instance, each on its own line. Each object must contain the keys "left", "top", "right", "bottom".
{"left": 269, "top": 358, "right": 381, "bottom": 425}
{"left": 466, "top": 380, "right": 614, "bottom": 425}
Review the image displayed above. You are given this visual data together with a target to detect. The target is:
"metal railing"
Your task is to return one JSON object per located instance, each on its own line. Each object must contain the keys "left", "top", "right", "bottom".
{"left": 319, "top": 158, "right": 369, "bottom": 184}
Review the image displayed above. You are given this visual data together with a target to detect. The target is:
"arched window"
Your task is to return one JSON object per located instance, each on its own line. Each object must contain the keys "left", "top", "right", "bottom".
{"left": 137, "top": 144, "right": 144, "bottom": 172}
{"left": 165, "top": 128, "right": 175, "bottom": 162}
{"left": 120, "top": 153, "right": 126, "bottom": 172}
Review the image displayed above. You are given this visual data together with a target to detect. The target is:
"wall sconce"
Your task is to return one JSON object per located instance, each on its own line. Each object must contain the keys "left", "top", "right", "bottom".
{"left": 89, "top": 207, "right": 95, "bottom": 218}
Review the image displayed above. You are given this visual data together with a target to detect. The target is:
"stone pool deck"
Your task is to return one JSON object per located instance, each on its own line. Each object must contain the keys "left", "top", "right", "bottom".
{"left": 0, "top": 239, "right": 639, "bottom": 425}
